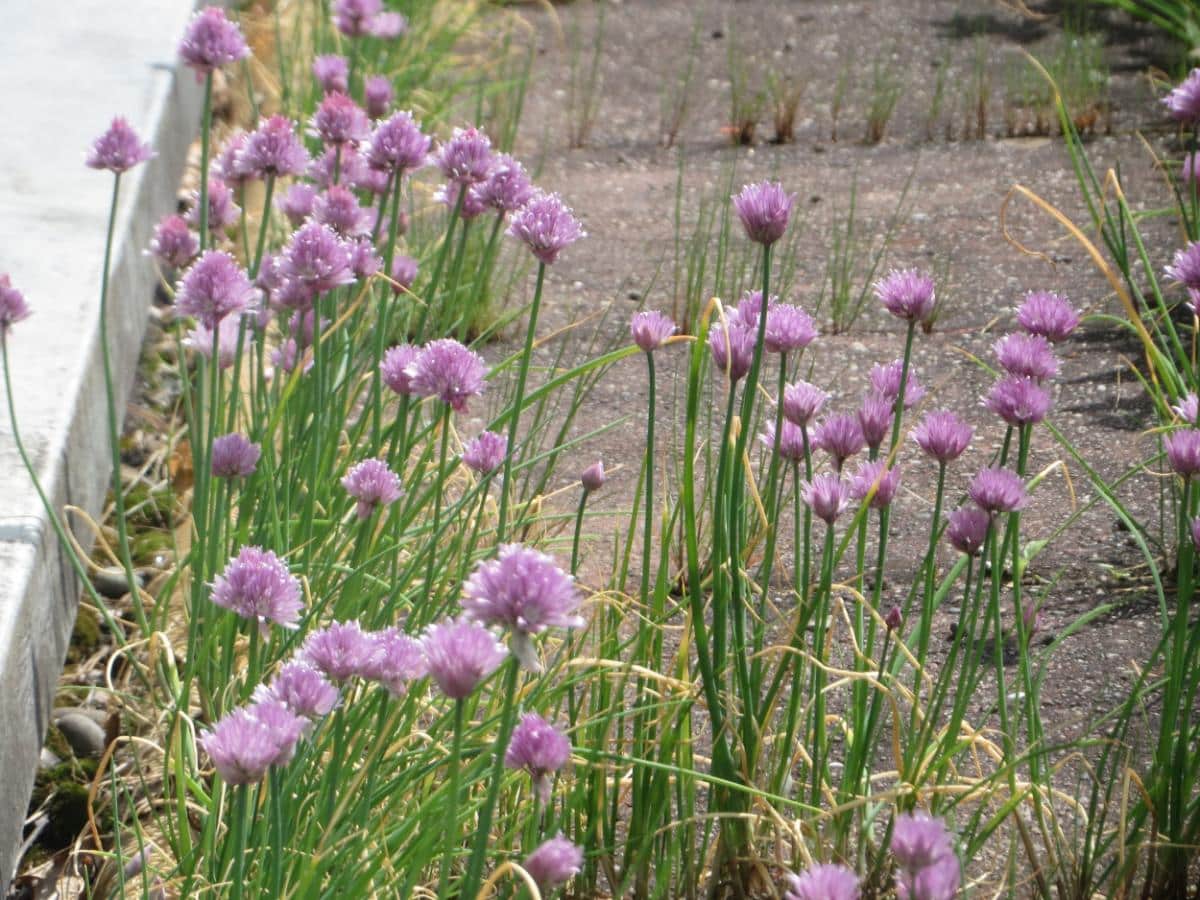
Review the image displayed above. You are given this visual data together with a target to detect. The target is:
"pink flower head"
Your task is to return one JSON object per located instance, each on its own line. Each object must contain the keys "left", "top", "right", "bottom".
{"left": 176, "top": 250, "right": 257, "bottom": 329}
{"left": 912, "top": 410, "right": 972, "bottom": 463}
{"left": 874, "top": 268, "right": 936, "bottom": 322}
{"left": 463, "top": 544, "right": 582, "bottom": 671}
{"left": 367, "top": 110, "right": 432, "bottom": 173}
{"left": 302, "top": 620, "right": 376, "bottom": 682}
{"left": 0, "top": 274, "right": 31, "bottom": 336}
{"left": 994, "top": 332, "right": 1058, "bottom": 381}
{"left": 801, "top": 473, "right": 851, "bottom": 525}
{"left": 891, "top": 812, "right": 956, "bottom": 879}
{"left": 1016, "top": 291, "right": 1079, "bottom": 343}
{"left": 886, "top": 605, "right": 904, "bottom": 631}
{"left": 310, "top": 93, "right": 371, "bottom": 146}
{"left": 857, "top": 392, "right": 895, "bottom": 451}
{"left": 341, "top": 458, "right": 402, "bottom": 518}
{"left": 244, "top": 699, "right": 308, "bottom": 766}
{"left": 185, "top": 316, "right": 245, "bottom": 370}
{"left": 1174, "top": 392, "right": 1199, "bottom": 424}
{"left": 381, "top": 343, "right": 421, "bottom": 395}
{"left": 985, "top": 375, "right": 1051, "bottom": 426}
{"left": 581, "top": 460, "right": 606, "bottom": 492}
{"left": 179, "top": 6, "right": 250, "bottom": 76}
{"left": 1164, "top": 68, "right": 1200, "bottom": 124}
{"left": 784, "top": 863, "right": 861, "bottom": 900}
{"left": 279, "top": 222, "right": 356, "bottom": 294}
{"left": 257, "top": 662, "right": 340, "bottom": 719}
{"left": 210, "top": 546, "right": 304, "bottom": 635}
{"left": 406, "top": 338, "right": 488, "bottom": 412}
{"left": 732, "top": 180, "right": 794, "bottom": 245}
{"left": 435, "top": 181, "right": 489, "bottom": 220}
{"left": 462, "top": 431, "right": 508, "bottom": 475}
{"left": 707, "top": 319, "right": 756, "bottom": 382}
{"left": 508, "top": 192, "right": 585, "bottom": 265}
{"left": 782, "top": 381, "right": 829, "bottom": 427}
{"left": 86, "top": 117, "right": 155, "bottom": 173}
{"left": 765, "top": 303, "right": 818, "bottom": 352}
{"left": 369, "top": 11, "right": 407, "bottom": 38}
{"left": 422, "top": 617, "right": 508, "bottom": 699}
{"left": 760, "top": 419, "right": 809, "bottom": 462}
{"left": 523, "top": 835, "right": 583, "bottom": 890}
{"left": 968, "top": 467, "right": 1027, "bottom": 514}
{"left": 241, "top": 115, "right": 310, "bottom": 179}
{"left": 735, "top": 289, "right": 772, "bottom": 329}
{"left": 199, "top": 704, "right": 299, "bottom": 785}
{"left": 211, "top": 432, "right": 261, "bottom": 478}
{"left": 365, "top": 75, "right": 394, "bottom": 118}
{"left": 278, "top": 182, "right": 318, "bottom": 227}
{"left": 360, "top": 627, "right": 428, "bottom": 696}
{"left": 475, "top": 153, "right": 535, "bottom": 213}
{"left": 435, "top": 126, "right": 494, "bottom": 184}
{"left": 309, "top": 144, "right": 367, "bottom": 188}
{"left": 1168, "top": 242, "right": 1200, "bottom": 291}
{"left": 212, "top": 131, "right": 252, "bottom": 186}
{"left": 506, "top": 713, "right": 572, "bottom": 804}
{"left": 149, "top": 214, "right": 199, "bottom": 269}
{"left": 631, "top": 310, "right": 677, "bottom": 352}
{"left": 348, "top": 237, "right": 382, "bottom": 280}
{"left": 389, "top": 255, "right": 419, "bottom": 293}
{"left": 947, "top": 505, "right": 990, "bottom": 555}
{"left": 870, "top": 359, "right": 926, "bottom": 408}
{"left": 333, "top": 0, "right": 381, "bottom": 37}
{"left": 312, "top": 54, "right": 349, "bottom": 94}
{"left": 850, "top": 460, "right": 902, "bottom": 509}
{"left": 186, "top": 178, "right": 241, "bottom": 233}
{"left": 812, "top": 413, "right": 866, "bottom": 470}
{"left": 896, "top": 853, "right": 961, "bottom": 900}
{"left": 313, "top": 185, "right": 372, "bottom": 237}
{"left": 1166, "top": 428, "right": 1200, "bottom": 477}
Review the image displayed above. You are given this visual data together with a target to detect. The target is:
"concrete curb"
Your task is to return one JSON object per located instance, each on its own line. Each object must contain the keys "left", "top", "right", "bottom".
{"left": 0, "top": 2, "right": 203, "bottom": 888}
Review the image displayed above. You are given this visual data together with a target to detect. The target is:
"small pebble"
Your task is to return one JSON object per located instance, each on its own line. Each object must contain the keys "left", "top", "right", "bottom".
{"left": 54, "top": 711, "right": 107, "bottom": 758}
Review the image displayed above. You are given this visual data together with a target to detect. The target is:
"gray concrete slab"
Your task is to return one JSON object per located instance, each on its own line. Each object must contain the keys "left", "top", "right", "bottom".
{"left": 0, "top": 1, "right": 204, "bottom": 888}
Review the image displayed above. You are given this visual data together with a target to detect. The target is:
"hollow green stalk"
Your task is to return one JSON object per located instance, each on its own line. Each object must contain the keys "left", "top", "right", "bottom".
{"left": 424, "top": 405, "right": 454, "bottom": 599}
{"left": 198, "top": 74, "right": 214, "bottom": 252}
{"left": 438, "top": 698, "right": 466, "bottom": 897}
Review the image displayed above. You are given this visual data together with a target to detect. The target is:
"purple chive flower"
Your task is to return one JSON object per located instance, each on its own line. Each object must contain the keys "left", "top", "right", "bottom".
{"left": 435, "top": 181, "right": 489, "bottom": 220}
{"left": 199, "top": 705, "right": 297, "bottom": 786}
{"left": 760, "top": 420, "right": 809, "bottom": 462}
{"left": 994, "top": 332, "right": 1058, "bottom": 381}
{"left": 348, "top": 237, "right": 382, "bottom": 280}
{"left": 1166, "top": 428, "right": 1200, "bottom": 477}
{"left": 947, "top": 505, "right": 990, "bottom": 555}
{"left": 389, "top": 255, "right": 419, "bottom": 293}
{"left": 309, "top": 145, "right": 368, "bottom": 188}
{"left": 463, "top": 543, "right": 583, "bottom": 671}
{"left": 311, "top": 93, "right": 371, "bottom": 146}
{"left": 271, "top": 338, "right": 306, "bottom": 374}
{"left": 179, "top": 6, "right": 250, "bottom": 76}
{"left": 176, "top": 250, "right": 257, "bottom": 329}
{"left": 369, "top": 11, "right": 407, "bottom": 38}
{"left": 801, "top": 473, "right": 852, "bottom": 525}
{"left": 968, "top": 467, "right": 1028, "bottom": 514}
{"left": 765, "top": 303, "right": 818, "bottom": 353}
{"left": 782, "top": 381, "right": 829, "bottom": 427}
{"left": 523, "top": 835, "right": 583, "bottom": 890}
{"left": 707, "top": 320, "right": 756, "bottom": 382}
{"left": 870, "top": 360, "right": 926, "bottom": 408}
{"left": 475, "top": 153, "right": 535, "bottom": 213}
{"left": 812, "top": 413, "right": 866, "bottom": 470}
{"left": 257, "top": 662, "right": 339, "bottom": 719}
{"left": 435, "top": 126, "right": 494, "bottom": 184}
{"left": 985, "top": 375, "right": 1052, "bottom": 426}
{"left": 885, "top": 605, "right": 904, "bottom": 632}
{"left": 897, "top": 853, "right": 961, "bottom": 900}
{"left": 849, "top": 460, "right": 902, "bottom": 509}
{"left": 508, "top": 192, "right": 586, "bottom": 265}
{"left": 631, "top": 310, "right": 677, "bottom": 352}
{"left": 313, "top": 186, "right": 372, "bottom": 237}
{"left": 279, "top": 222, "right": 355, "bottom": 294}
{"left": 333, "top": 0, "right": 381, "bottom": 37}
{"left": 186, "top": 177, "right": 241, "bottom": 233}
{"left": 735, "top": 290, "right": 772, "bottom": 329}
{"left": 858, "top": 392, "right": 895, "bottom": 451}
{"left": 381, "top": 343, "right": 420, "bottom": 395}
{"left": 361, "top": 628, "right": 428, "bottom": 697}
{"left": 313, "top": 54, "right": 349, "bottom": 94}
{"left": 783, "top": 864, "right": 861, "bottom": 900}
{"left": 422, "top": 617, "right": 508, "bottom": 699}
{"left": 212, "top": 131, "right": 251, "bottom": 186}
{"left": 1174, "top": 392, "right": 1199, "bottom": 424}
{"left": 211, "top": 432, "right": 261, "bottom": 478}
{"left": 505, "top": 713, "right": 572, "bottom": 804}
{"left": 302, "top": 620, "right": 376, "bottom": 682}
{"left": 732, "top": 180, "right": 794, "bottom": 245}
{"left": 1016, "top": 291, "right": 1079, "bottom": 343}
{"left": 341, "top": 458, "right": 402, "bottom": 519}
{"left": 912, "top": 410, "right": 972, "bottom": 463}
{"left": 210, "top": 546, "right": 304, "bottom": 635}
{"left": 462, "top": 431, "right": 508, "bottom": 475}
{"left": 240, "top": 115, "right": 310, "bottom": 179}
{"left": 891, "top": 813, "right": 955, "bottom": 872}
{"left": 0, "top": 275, "right": 31, "bottom": 336}
{"left": 185, "top": 316, "right": 244, "bottom": 370}
{"left": 148, "top": 214, "right": 199, "bottom": 269}
{"left": 581, "top": 460, "right": 606, "bottom": 492}
{"left": 405, "top": 338, "right": 488, "bottom": 412}
{"left": 1164, "top": 68, "right": 1200, "bottom": 124}
{"left": 367, "top": 110, "right": 432, "bottom": 173}
{"left": 874, "top": 268, "right": 936, "bottom": 322}
{"left": 1168, "top": 242, "right": 1200, "bottom": 291}
{"left": 278, "top": 182, "right": 318, "bottom": 226}
{"left": 85, "top": 116, "right": 155, "bottom": 173}
{"left": 365, "top": 75, "right": 394, "bottom": 118}
{"left": 245, "top": 699, "right": 308, "bottom": 765}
